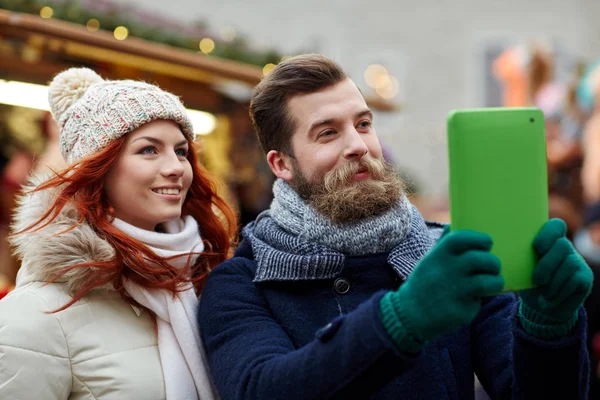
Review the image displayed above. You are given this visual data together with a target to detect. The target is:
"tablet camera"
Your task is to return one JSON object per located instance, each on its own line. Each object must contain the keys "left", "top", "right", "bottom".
{"left": 529, "top": 117, "right": 535, "bottom": 123}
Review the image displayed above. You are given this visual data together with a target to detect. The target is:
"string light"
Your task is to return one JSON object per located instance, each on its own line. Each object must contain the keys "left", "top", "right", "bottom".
{"left": 199, "top": 38, "right": 215, "bottom": 54}
{"left": 376, "top": 76, "right": 399, "bottom": 99}
{"left": 262, "top": 63, "right": 276, "bottom": 76}
{"left": 39, "top": 6, "right": 53, "bottom": 19}
{"left": 86, "top": 19, "right": 100, "bottom": 32}
{"left": 220, "top": 27, "right": 236, "bottom": 42}
{"left": 364, "top": 64, "right": 388, "bottom": 88}
{"left": 113, "top": 26, "right": 129, "bottom": 41}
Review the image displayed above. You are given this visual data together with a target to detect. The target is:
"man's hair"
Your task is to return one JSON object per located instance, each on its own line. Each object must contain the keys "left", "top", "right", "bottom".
{"left": 249, "top": 54, "right": 347, "bottom": 155}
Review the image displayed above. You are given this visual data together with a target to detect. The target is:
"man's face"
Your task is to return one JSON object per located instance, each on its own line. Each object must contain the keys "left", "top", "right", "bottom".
{"left": 268, "top": 78, "right": 404, "bottom": 223}
{"left": 287, "top": 77, "right": 383, "bottom": 184}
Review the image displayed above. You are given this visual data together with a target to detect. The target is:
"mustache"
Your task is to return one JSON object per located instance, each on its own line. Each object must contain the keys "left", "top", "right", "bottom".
{"left": 323, "top": 156, "right": 387, "bottom": 192}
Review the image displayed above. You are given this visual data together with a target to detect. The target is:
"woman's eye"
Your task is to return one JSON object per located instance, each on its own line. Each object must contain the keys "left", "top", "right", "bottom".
{"left": 358, "top": 120, "right": 372, "bottom": 129}
{"left": 176, "top": 148, "right": 188, "bottom": 157}
{"left": 139, "top": 146, "right": 156, "bottom": 155}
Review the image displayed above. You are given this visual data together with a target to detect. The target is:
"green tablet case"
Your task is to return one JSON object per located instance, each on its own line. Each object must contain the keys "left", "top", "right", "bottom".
{"left": 447, "top": 107, "right": 549, "bottom": 292}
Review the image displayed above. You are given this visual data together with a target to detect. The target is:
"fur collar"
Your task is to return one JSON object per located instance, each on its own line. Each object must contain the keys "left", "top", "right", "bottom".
{"left": 10, "top": 172, "right": 115, "bottom": 294}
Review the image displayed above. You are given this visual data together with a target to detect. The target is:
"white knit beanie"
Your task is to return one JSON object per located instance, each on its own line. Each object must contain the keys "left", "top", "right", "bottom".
{"left": 48, "top": 68, "right": 195, "bottom": 165}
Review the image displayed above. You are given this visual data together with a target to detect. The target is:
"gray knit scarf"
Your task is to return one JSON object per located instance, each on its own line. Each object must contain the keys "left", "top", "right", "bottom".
{"left": 270, "top": 179, "right": 412, "bottom": 255}
{"left": 245, "top": 179, "right": 444, "bottom": 282}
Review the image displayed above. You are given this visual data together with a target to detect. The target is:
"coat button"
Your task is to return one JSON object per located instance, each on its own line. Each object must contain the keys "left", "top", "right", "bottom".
{"left": 333, "top": 277, "right": 351, "bottom": 294}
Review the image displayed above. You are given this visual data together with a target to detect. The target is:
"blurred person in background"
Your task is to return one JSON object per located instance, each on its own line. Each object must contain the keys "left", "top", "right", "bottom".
{"left": 198, "top": 54, "right": 592, "bottom": 400}
{"left": 573, "top": 58, "right": 600, "bottom": 399}
{"left": 34, "top": 112, "right": 67, "bottom": 174}
{"left": 543, "top": 75, "right": 586, "bottom": 241}
{"left": 0, "top": 112, "right": 66, "bottom": 291}
{"left": 0, "top": 67, "right": 236, "bottom": 399}
{"left": 495, "top": 42, "right": 586, "bottom": 239}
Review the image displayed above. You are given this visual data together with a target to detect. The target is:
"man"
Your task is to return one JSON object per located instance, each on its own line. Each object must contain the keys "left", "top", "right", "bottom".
{"left": 198, "top": 54, "right": 592, "bottom": 399}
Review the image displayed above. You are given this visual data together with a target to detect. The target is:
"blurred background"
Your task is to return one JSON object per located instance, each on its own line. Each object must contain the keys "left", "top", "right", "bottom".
{"left": 2, "top": 0, "right": 600, "bottom": 396}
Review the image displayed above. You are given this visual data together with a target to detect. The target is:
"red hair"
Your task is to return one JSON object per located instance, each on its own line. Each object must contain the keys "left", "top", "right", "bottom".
{"left": 17, "top": 134, "right": 237, "bottom": 312}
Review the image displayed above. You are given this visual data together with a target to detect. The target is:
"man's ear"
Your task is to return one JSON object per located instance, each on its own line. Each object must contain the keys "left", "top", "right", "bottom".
{"left": 267, "top": 150, "right": 294, "bottom": 182}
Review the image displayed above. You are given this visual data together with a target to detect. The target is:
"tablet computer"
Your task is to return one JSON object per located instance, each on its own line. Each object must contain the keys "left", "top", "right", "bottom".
{"left": 447, "top": 107, "right": 549, "bottom": 292}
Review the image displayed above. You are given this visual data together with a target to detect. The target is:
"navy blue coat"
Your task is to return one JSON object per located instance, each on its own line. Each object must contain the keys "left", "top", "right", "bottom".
{"left": 198, "top": 236, "right": 590, "bottom": 399}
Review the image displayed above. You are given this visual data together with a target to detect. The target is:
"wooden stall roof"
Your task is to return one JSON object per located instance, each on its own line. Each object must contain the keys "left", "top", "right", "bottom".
{"left": 0, "top": 9, "right": 399, "bottom": 111}
{"left": 0, "top": 9, "right": 263, "bottom": 84}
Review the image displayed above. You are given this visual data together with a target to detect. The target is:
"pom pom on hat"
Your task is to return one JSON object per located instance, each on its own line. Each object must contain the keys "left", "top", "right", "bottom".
{"left": 48, "top": 68, "right": 104, "bottom": 121}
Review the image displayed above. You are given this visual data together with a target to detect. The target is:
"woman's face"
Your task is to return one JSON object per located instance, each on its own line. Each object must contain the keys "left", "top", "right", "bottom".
{"left": 104, "top": 120, "right": 193, "bottom": 231}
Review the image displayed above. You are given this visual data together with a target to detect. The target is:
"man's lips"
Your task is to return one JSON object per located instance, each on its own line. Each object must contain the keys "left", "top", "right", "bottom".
{"left": 352, "top": 168, "right": 370, "bottom": 181}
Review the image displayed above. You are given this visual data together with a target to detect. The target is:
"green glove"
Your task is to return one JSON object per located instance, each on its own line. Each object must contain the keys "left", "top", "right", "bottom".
{"left": 380, "top": 227, "right": 505, "bottom": 353}
{"left": 518, "top": 218, "right": 594, "bottom": 339}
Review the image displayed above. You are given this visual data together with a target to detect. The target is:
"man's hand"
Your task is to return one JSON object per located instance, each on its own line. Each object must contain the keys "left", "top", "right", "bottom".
{"left": 381, "top": 226, "right": 504, "bottom": 350}
{"left": 519, "top": 218, "right": 593, "bottom": 338}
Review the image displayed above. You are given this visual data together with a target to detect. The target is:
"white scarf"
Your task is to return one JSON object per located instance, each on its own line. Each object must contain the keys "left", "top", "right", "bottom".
{"left": 112, "top": 215, "right": 218, "bottom": 400}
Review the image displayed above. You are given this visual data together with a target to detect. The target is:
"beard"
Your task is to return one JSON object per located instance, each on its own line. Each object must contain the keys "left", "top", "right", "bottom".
{"left": 291, "top": 156, "right": 405, "bottom": 224}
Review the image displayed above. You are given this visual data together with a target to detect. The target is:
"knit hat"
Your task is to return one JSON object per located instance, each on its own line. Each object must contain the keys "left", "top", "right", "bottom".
{"left": 48, "top": 68, "right": 194, "bottom": 165}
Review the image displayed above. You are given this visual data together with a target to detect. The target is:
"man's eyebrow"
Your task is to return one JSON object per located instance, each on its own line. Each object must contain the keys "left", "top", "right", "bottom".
{"left": 308, "top": 118, "right": 337, "bottom": 133}
{"left": 356, "top": 109, "right": 373, "bottom": 120}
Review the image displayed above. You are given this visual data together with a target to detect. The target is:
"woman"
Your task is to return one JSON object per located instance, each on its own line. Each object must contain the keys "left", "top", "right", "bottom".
{"left": 0, "top": 67, "right": 237, "bottom": 399}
